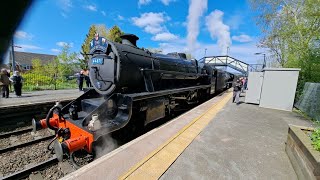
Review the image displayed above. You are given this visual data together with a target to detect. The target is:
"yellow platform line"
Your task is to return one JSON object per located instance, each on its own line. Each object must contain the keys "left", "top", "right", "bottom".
{"left": 119, "top": 91, "right": 232, "bottom": 180}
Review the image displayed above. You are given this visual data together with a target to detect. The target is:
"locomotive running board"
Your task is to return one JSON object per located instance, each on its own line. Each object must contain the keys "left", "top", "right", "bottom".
{"left": 127, "top": 85, "right": 212, "bottom": 101}
{"left": 82, "top": 94, "right": 133, "bottom": 140}
{"left": 75, "top": 85, "right": 210, "bottom": 140}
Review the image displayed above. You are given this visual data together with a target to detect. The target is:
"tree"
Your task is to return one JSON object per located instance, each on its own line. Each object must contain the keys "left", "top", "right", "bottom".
{"left": 80, "top": 25, "right": 97, "bottom": 69}
{"left": 249, "top": 0, "right": 320, "bottom": 99}
{"left": 45, "top": 44, "right": 77, "bottom": 89}
{"left": 107, "top": 25, "right": 124, "bottom": 43}
{"left": 95, "top": 24, "right": 108, "bottom": 37}
{"left": 185, "top": 53, "right": 194, "bottom": 60}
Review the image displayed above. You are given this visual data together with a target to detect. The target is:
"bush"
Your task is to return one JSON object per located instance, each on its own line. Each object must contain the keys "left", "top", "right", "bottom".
{"left": 311, "top": 128, "right": 320, "bottom": 151}
{"left": 22, "top": 72, "right": 78, "bottom": 91}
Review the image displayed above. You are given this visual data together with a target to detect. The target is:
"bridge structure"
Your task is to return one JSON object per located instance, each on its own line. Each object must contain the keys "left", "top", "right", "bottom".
{"left": 198, "top": 56, "right": 265, "bottom": 76}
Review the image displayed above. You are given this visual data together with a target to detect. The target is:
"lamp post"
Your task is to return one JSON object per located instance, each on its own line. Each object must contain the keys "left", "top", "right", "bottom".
{"left": 254, "top": 52, "right": 266, "bottom": 68}
{"left": 11, "top": 39, "right": 22, "bottom": 72}
{"left": 204, "top": 48, "right": 207, "bottom": 57}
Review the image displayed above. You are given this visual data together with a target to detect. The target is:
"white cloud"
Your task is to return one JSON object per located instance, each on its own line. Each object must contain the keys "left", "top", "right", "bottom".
{"left": 14, "top": 31, "right": 33, "bottom": 40}
{"left": 161, "top": 0, "right": 175, "bottom": 5}
{"left": 138, "top": 0, "right": 152, "bottom": 6}
{"left": 145, "top": 26, "right": 164, "bottom": 34}
{"left": 58, "top": 0, "right": 72, "bottom": 11}
{"left": 118, "top": 15, "right": 124, "bottom": 20}
{"left": 226, "top": 14, "right": 243, "bottom": 30}
{"left": 85, "top": 5, "right": 97, "bottom": 11}
{"left": 187, "top": 0, "right": 208, "bottom": 52}
{"left": 157, "top": 40, "right": 262, "bottom": 65}
{"left": 152, "top": 32, "right": 179, "bottom": 41}
{"left": 56, "top": 41, "right": 73, "bottom": 47}
{"left": 205, "top": 10, "right": 231, "bottom": 55}
{"left": 101, "top": 11, "right": 106, "bottom": 16}
{"left": 132, "top": 12, "right": 169, "bottom": 34}
{"left": 232, "top": 34, "right": 253, "bottom": 43}
{"left": 51, "top": 48, "right": 60, "bottom": 53}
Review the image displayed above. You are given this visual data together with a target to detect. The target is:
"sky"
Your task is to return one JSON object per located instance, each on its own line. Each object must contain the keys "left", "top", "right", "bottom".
{"left": 7, "top": 0, "right": 265, "bottom": 65}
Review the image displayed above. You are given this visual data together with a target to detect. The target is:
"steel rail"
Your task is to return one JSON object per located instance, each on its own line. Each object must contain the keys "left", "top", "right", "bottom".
{"left": 0, "top": 127, "right": 33, "bottom": 139}
{"left": 2, "top": 156, "right": 58, "bottom": 180}
{"left": 0, "top": 135, "right": 55, "bottom": 154}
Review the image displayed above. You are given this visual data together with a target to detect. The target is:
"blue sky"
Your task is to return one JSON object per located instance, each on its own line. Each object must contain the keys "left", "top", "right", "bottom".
{"left": 8, "top": 0, "right": 264, "bottom": 64}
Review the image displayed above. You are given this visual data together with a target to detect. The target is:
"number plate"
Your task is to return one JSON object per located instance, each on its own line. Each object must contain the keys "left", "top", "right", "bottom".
{"left": 92, "top": 58, "right": 104, "bottom": 65}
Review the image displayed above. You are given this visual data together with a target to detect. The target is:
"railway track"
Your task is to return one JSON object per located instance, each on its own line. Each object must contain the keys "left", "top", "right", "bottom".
{"left": 0, "top": 128, "right": 63, "bottom": 179}
{"left": 0, "top": 94, "right": 205, "bottom": 179}
{"left": 2, "top": 156, "right": 59, "bottom": 180}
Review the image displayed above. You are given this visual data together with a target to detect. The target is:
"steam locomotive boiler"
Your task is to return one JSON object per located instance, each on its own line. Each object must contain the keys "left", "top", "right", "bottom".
{"left": 32, "top": 34, "right": 231, "bottom": 161}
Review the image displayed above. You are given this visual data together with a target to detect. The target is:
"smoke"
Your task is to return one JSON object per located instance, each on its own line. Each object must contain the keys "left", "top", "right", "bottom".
{"left": 94, "top": 135, "right": 119, "bottom": 159}
{"left": 187, "top": 0, "right": 207, "bottom": 52}
{"left": 205, "top": 10, "right": 231, "bottom": 55}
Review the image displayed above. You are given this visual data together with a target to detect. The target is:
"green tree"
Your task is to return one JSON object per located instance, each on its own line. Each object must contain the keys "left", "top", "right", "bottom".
{"left": 107, "top": 25, "right": 124, "bottom": 43}
{"left": 45, "top": 44, "right": 77, "bottom": 89}
{"left": 95, "top": 24, "right": 108, "bottom": 37}
{"left": 250, "top": 0, "right": 320, "bottom": 98}
{"left": 80, "top": 25, "right": 97, "bottom": 69}
{"left": 31, "top": 59, "right": 43, "bottom": 75}
{"left": 185, "top": 53, "right": 194, "bottom": 60}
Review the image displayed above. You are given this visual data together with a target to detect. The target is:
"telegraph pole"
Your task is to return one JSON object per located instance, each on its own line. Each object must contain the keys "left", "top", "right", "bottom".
{"left": 11, "top": 39, "right": 16, "bottom": 72}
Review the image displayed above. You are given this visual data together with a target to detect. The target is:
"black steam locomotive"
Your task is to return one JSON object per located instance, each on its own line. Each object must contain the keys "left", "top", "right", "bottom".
{"left": 33, "top": 34, "right": 233, "bottom": 161}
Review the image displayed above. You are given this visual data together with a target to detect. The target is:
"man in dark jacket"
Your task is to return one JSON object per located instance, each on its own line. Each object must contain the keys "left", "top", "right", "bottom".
{"left": 77, "top": 70, "right": 84, "bottom": 91}
{"left": 0, "top": 68, "right": 10, "bottom": 98}
{"left": 233, "top": 79, "right": 242, "bottom": 105}
{"left": 10, "top": 71, "right": 23, "bottom": 97}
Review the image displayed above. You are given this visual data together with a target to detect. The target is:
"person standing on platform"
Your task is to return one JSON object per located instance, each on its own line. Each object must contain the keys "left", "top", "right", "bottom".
{"left": 77, "top": 70, "right": 84, "bottom": 91}
{"left": 241, "top": 77, "right": 246, "bottom": 93}
{"left": 0, "top": 68, "right": 10, "bottom": 98}
{"left": 233, "top": 79, "right": 242, "bottom": 105}
{"left": 10, "top": 71, "right": 23, "bottom": 97}
{"left": 84, "top": 70, "right": 92, "bottom": 87}
{"left": 5, "top": 69, "right": 12, "bottom": 92}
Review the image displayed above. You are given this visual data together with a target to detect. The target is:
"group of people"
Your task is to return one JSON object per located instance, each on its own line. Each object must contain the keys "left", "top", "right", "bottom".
{"left": 233, "top": 77, "right": 247, "bottom": 105}
{"left": 77, "top": 70, "right": 92, "bottom": 91}
{"left": 0, "top": 68, "right": 24, "bottom": 98}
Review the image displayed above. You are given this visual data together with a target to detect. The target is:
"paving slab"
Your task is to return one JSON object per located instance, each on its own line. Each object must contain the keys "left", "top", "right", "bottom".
{"left": 160, "top": 95, "right": 312, "bottom": 180}
{"left": 0, "top": 89, "right": 82, "bottom": 108}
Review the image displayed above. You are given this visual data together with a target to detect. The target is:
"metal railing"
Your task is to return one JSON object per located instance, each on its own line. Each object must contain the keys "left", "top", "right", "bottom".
{"left": 19, "top": 72, "right": 78, "bottom": 91}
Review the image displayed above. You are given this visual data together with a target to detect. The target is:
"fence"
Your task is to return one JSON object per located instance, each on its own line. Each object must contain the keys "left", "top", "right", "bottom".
{"left": 295, "top": 82, "right": 320, "bottom": 121}
{"left": 21, "top": 72, "right": 78, "bottom": 91}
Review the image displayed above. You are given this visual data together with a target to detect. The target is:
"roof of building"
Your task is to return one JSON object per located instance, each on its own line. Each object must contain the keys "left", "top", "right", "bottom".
{"left": 13, "top": 51, "right": 57, "bottom": 65}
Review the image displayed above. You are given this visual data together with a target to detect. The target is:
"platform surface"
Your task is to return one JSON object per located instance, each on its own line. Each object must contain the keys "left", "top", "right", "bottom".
{"left": 0, "top": 89, "right": 82, "bottom": 108}
{"left": 62, "top": 91, "right": 312, "bottom": 180}
{"left": 160, "top": 95, "right": 311, "bottom": 179}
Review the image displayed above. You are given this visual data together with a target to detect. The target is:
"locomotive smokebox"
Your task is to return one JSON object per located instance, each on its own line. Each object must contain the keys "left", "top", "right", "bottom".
{"left": 120, "top": 34, "right": 139, "bottom": 47}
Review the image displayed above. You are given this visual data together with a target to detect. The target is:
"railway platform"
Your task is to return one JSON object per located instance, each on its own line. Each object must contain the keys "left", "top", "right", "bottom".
{"left": 0, "top": 89, "right": 82, "bottom": 108}
{"left": 0, "top": 89, "right": 83, "bottom": 128}
{"left": 61, "top": 90, "right": 312, "bottom": 180}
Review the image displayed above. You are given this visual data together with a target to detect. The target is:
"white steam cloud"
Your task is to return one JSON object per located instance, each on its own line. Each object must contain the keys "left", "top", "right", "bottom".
{"left": 205, "top": 10, "right": 231, "bottom": 55}
{"left": 187, "top": 0, "right": 207, "bottom": 52}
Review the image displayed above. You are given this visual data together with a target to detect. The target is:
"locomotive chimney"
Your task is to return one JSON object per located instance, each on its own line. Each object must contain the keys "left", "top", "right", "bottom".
{"left": 120, "top": 34, "right": 139, "bottom": 47}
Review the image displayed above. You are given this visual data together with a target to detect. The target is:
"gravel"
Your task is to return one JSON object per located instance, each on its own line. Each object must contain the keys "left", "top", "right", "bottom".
{"left": 0, "top": 129, "right": 53, "bottom": 149}
{"left": 0, "top": 140, "right": 53, "bottom": 177}
{"left": 39, "top": 163, "right": 65, "bottom": 180}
